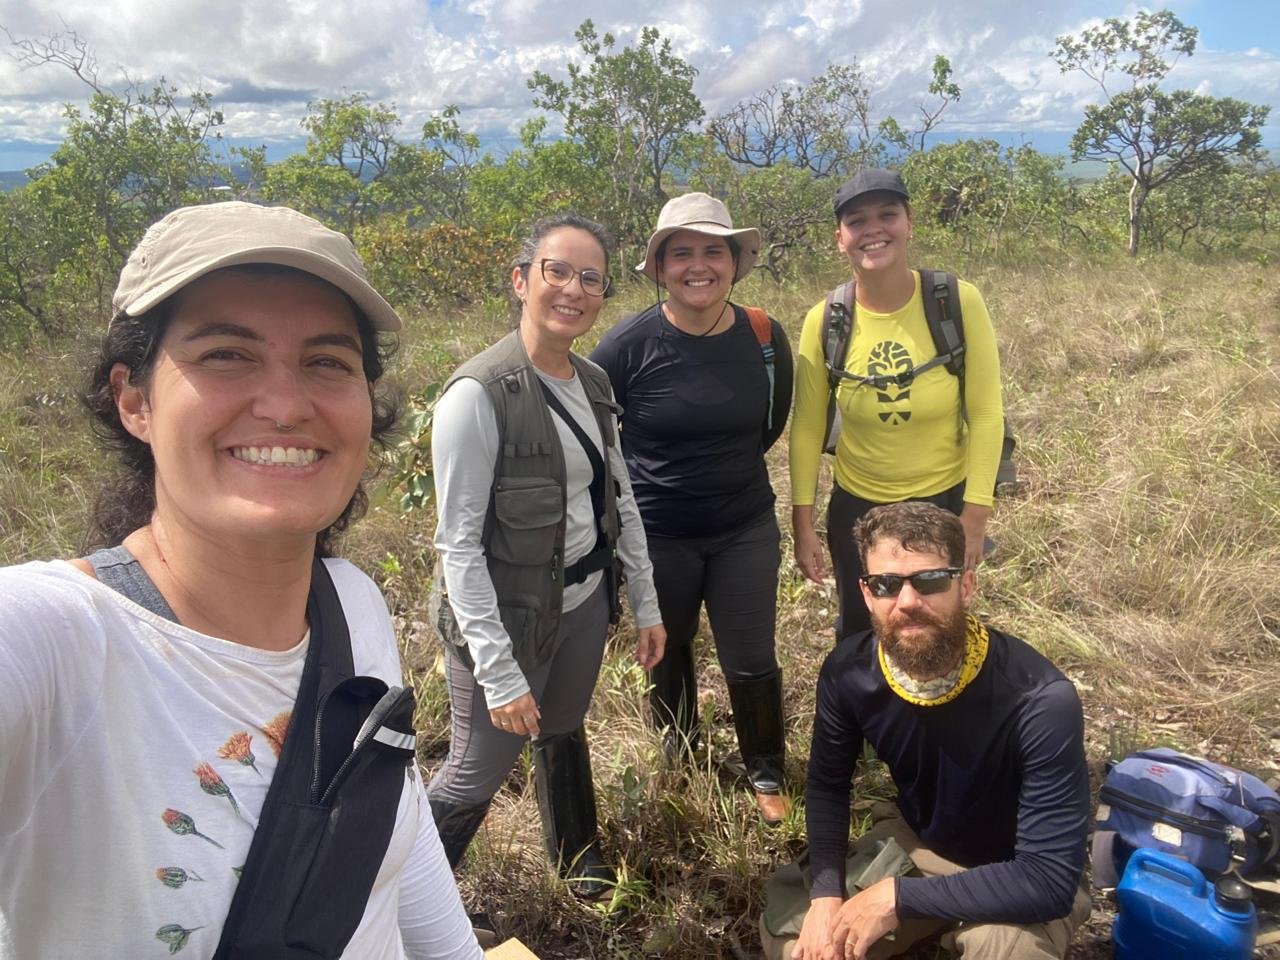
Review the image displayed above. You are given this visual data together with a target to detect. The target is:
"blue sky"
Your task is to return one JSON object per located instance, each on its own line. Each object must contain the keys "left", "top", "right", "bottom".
{"left": 0, "top": 0, "right": 1275, "bottom": 172}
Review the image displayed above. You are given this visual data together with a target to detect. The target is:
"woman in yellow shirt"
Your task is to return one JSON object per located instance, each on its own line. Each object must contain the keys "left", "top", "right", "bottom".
{"left": 789, "top": 169, "right": 1004, "bottom": 639}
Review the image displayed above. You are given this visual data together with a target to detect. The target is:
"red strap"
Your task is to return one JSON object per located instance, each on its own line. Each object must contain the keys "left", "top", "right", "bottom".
{"left": 744, "top": 306, "right": 771, "bottom": 346}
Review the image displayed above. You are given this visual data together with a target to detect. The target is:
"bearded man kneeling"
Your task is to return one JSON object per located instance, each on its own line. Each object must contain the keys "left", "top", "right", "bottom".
{"left": 765, "top": 502, "right": 1091, "bottom": 960}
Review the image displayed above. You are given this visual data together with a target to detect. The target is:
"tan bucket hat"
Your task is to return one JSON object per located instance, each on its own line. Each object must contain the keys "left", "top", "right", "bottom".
{"left": 635, "top": 192, "right": 762, "bottom": 284}
{"left": 111, "top": 201, "right": 402, "bottom": 331}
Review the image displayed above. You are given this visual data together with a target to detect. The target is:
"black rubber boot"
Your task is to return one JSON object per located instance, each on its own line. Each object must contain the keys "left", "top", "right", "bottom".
{"left": 648, "top": 641, "right": 699, "bottom": 762}
{"left": 726, "top": 671, "right": 791, "bottom": 825}
{"left": 532, "top": 726, "right": 616, "bottom": 900}
{"left": 428, "top": 794, "right": 492, "bottom": 870}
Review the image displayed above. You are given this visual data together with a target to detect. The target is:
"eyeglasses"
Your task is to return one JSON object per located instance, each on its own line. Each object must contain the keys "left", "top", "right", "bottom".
{"left": 526, "top": 258, "right": 611, "bottom": 298}
{"left": 860, "top": 568, "right": 962, "bottom": 599}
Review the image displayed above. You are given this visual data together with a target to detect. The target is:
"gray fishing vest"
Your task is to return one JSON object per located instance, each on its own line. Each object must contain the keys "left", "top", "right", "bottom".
{"left": 430, "top": 330, "right": 622, "bottom": 674}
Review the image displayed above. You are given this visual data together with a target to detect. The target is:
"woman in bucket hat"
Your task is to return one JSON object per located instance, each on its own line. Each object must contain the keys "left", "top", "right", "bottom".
{"left": 590, "top": 193, "right": 795, "bottom": 824}
{"left": 789, "top": 169, "right": 1005, "bottom": 641}
{"left": 0, "top": 202, "right": 482, "bottom": 957}
{"left": 426, "top": 213, "right": 665, "bottom": 899}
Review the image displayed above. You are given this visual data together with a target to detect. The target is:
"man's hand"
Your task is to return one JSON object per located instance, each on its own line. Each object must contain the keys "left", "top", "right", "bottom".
{"left": 489, "top": 691, "right": 541, "bottom": 737}
{"left": 635, "top": 623, "right": 666, "bottom": 670}
{"left": 791, "top": 896, "right": 841, "bottom": 960}
{"left": 828, "top": 878, "right": 899, "bottom": 959}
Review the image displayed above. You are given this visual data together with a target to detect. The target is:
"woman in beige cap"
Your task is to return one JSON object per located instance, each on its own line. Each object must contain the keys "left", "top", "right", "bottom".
{"left": 0, "top": 202, "right": 481, "bottom": 958}
{"left": 589, "top": 193, "right": 794, "bottom": 824}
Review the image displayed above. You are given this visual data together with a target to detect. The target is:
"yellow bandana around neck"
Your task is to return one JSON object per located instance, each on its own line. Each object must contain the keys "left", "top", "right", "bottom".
{"left": 878, "top": 614, "right": 989, "bottom": 707}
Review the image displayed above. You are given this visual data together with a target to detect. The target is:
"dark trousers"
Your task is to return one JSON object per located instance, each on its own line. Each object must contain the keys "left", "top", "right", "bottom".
{"left": 827, "top": 482, "right": 965, "bottom": 640}
{"left": 646, "top": 514, "right": 781, "bottom": 681}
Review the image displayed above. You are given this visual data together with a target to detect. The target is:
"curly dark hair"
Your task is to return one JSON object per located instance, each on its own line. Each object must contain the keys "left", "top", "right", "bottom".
{"left": 853, "top": 501, "right": 965, "bottom": 569}
{"left": 83, "top": 265, "right": 401, "bottom": 556}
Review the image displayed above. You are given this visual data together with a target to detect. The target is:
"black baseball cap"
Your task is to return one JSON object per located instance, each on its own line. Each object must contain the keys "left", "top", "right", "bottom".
{"left": 833, "top": 169, "right": 910, "bottom": 218}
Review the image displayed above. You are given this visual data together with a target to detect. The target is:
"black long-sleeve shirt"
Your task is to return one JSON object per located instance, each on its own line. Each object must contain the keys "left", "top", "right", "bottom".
{"left": 589, "top": 302, "right": 793, "bottom": 539}
{"left": 806, "top": 625, "right": 1090, "bottom": 923}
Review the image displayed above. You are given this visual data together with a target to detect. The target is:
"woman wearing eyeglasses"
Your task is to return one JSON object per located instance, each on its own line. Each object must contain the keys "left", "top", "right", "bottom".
{"left": 589, "top": 194, "right": 795, "bottom": 825}
{"left": 789, "top": 169, "right": 1005, "bottom": 642}
{"left": 427, "top": 213, "right": 665, "bottom": 899}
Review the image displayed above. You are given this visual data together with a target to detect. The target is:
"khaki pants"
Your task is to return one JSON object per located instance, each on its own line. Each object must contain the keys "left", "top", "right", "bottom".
{"left": 761, "top": 803, "right": 1092, "bottom": 960}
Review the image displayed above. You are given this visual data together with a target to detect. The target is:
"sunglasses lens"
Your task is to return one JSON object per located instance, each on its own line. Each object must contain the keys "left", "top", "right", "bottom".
{"left": 864, "top": 569, "right": 957, "bottom": 598}
{"left": 866, "top": 575, "right": 903, "bottom": 598}
{"left": 912, "top": 571, "right": 955, "bottom": 595}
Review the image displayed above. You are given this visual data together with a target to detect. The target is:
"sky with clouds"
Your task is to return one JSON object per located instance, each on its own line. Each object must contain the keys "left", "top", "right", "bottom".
{"left": 0, "top": 0, "right": 1276, "bottom": 171}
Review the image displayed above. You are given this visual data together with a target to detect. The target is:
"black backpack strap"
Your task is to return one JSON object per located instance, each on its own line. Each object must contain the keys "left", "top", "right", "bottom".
{"left": 539, "top": 381, "right": 612, "bottom": 586}
{"left": 214, "top": 559, "right": 416, "bottom": 959}
{"left": 821, "top": 281, "right": 855, "bottom": 452}
{"left": 918, "top": 268, "right": 965, "bottom": 380}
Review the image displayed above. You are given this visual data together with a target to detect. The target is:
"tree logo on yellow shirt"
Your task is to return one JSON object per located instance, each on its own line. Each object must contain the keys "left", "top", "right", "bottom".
{"left": 867, "top": 341, "right": 914, "bottom": 424}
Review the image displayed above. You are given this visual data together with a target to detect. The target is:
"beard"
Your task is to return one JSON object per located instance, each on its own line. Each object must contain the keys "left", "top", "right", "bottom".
{"left": 871, "top": 603, "right": 969, "bottom": 680}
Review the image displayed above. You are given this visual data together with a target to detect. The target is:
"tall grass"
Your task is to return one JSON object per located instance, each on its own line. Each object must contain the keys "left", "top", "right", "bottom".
{"left": 1, "top": 252, "right": 1276, "bottom": 957}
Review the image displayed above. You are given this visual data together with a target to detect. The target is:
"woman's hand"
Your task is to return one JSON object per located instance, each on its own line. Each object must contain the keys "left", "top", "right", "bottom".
{"left": 958, "top": 503, "right": 992, "bottom": 571}
{"left": 489, "top": 692, "right": 541, "bottom": 738}
{"left": 792, "top": 896, "right": 841, "bottom": 960}
{"left": 635, "top": 623, "right": 666, "bottom": 670}
{"left": 793, "top": 505, "right": 828, "bottom": 585}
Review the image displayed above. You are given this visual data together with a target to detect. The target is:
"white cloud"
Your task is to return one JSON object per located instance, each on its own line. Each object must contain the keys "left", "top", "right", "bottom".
{"left": 0, "top": 0, "right": 1275, "bottom": 166}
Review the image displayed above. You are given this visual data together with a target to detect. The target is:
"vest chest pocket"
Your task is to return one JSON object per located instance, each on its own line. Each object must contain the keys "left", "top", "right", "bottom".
{"left": 489, "top": 476, "right": 563, "bottom": 564}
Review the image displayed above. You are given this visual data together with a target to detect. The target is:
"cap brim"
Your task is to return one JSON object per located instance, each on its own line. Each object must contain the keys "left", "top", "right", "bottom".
{"left": 119, "top": 246, "right": 403, "bottom": 332}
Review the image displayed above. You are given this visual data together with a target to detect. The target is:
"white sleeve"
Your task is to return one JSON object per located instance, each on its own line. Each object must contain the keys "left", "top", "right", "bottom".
{"left": 431, "top": 378, "right": 531, "bottom": 710}
{"left": 397, "top": 772, "right": 484, "bottom": 959}
{"left": 608, "top": 414, "right": 662, "bottom": 629}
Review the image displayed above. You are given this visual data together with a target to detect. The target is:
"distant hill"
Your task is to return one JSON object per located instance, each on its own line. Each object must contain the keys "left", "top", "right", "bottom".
{"left": 0, "top": 171, "right": 32, "bottom": 193}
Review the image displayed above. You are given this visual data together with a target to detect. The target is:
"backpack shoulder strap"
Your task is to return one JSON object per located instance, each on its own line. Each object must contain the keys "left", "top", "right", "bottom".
{"left": 744, "top": 306, "right": 778, "bottom": 432}
{"left": 821, "top": 281, "right": 856, "bottom": 388}
{"left": 918, "top": 268, "right": 965, "bottom": 378}
{"left": 744, "top": 305, "right": 771, "bottom": 346}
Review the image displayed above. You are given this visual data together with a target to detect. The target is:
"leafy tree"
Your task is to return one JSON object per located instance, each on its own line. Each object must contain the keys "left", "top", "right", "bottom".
{"left": 467, "top": 118, "right": 613, "bottom": 238}
{"left": 528, "top": 21, "right": 704, "bottom": 248}
{"left": 1053, "top": 9, "right": 1270, "bottom": 256}
{"left": 1, "top": 29, "right": 230, "bottom": 333}
{"left": 911, "top": 55, "right": 962, "bottom": 152}
{"left": 707, "top": 61, "right": 894, "bottom": 177}
{"left": 903, "top": 140, "right": 1071, "bottom": 256}
{"left": 261, "top": 93, "right": 402, "bottom": 236}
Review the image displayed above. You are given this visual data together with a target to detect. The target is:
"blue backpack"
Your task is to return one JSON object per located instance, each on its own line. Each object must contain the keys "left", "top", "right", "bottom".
{"left": 1093, "top": 748, "right": 1280, "bottom": 886}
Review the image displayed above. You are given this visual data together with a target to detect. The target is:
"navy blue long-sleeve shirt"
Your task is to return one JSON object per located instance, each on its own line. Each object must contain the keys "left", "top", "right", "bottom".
{"left": 589, "top": 302, "right": 793, "bottom": 539}
{"left": 806, "top": 624, "right": 1090, "bottom": 923}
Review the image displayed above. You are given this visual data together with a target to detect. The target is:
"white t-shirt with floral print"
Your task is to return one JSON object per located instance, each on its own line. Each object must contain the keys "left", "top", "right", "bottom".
{"left": 0, "top": 558, "right": 480, "bottom": 960}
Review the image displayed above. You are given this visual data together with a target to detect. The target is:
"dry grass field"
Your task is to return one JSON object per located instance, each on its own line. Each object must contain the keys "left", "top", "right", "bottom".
{"left": 2, "top": 249, "right": 1277, "bottom": 957}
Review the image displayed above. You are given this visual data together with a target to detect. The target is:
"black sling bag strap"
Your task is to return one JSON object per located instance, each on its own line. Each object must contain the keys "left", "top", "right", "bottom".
{"left": 214, "top": 558, "right": 418, "bottom": 959}
{"left": 539, "top": 381, "right": 613, "bottom": 586}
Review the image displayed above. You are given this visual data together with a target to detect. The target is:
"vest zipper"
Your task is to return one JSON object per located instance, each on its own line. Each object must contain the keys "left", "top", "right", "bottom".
{"left": 551, "top": 548, "right": 560, "bottom": 582}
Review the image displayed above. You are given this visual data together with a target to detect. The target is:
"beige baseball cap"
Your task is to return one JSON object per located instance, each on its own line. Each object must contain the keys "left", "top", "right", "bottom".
{"left": 635, "top": 192, "right": 761, "bottom": 284}
{"left": 111, "top": 201, "right": 402, "bottom": 331}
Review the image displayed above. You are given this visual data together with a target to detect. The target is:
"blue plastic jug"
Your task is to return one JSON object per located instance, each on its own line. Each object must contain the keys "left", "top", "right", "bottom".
{"left": 1113, "top": 847, "right": 1256, "bottom": 960}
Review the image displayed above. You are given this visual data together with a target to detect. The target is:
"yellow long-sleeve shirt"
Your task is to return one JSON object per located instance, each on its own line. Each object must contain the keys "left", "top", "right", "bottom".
{"left": 789, "top": 271, "right": 1003, "bottom": 508}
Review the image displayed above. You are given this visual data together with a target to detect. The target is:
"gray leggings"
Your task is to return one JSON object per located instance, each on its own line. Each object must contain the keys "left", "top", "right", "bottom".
{"left": 646, "top": 514, "right": 781, "bottom": 681}
{"left": 428, "top": 581, "right": 611, "bottom": 804}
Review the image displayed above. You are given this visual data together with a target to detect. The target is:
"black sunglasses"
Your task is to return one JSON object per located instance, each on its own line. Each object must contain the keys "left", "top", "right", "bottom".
{"left": 860, "top": 567, "right": 962, "bottom": 599}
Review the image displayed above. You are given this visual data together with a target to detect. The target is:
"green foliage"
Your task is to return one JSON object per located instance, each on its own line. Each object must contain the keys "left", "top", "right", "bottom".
{"left": 528, "top": 20, "right": 704, "bottom": 248}
{"left": 356, "top": 216, "right": 513, "bottom": 310}
{"left": 1053, "top": 9, "right": 1271, "bottom": 256}
{"left": 903, "top": 140, "right": 1071, "bottom": 256}
{"left": 389, "top": 384, "right": 442, "bottom": 512}
{"left": 0, "top": 82, "right": 228, "bottom": 337}
{"left": 467, "top": 120, "right": 612, "bottom": 238}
